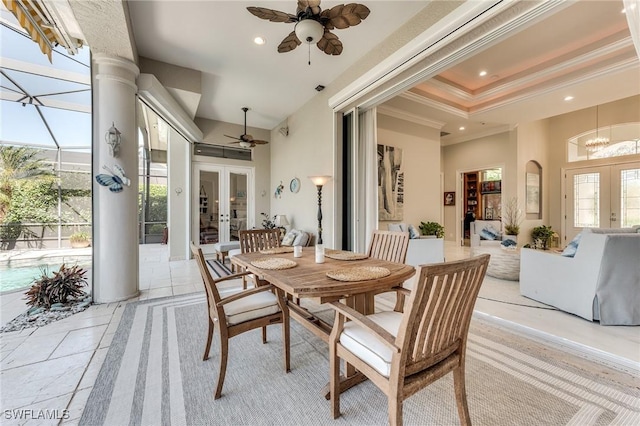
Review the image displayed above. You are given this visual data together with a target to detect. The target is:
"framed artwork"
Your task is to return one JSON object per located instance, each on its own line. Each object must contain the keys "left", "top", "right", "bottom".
{"left": 377, "top": 144, "right": 404, "bottom": 221}
{"left": 526, "top": 172, "right": 540, "bottom": 214}
{"left": 444, "top": 191, "right": 455, "bottom": 206}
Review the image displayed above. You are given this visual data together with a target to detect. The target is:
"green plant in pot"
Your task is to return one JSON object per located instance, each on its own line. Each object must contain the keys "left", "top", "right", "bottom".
{"left": 419, "top": 221, "right": 444, "bottom": 238}
{"left": 69, "top": 231, "right": 90, "bottom": 248}
{"left": 531, "top": 225, "right": 554, "bottom": 250}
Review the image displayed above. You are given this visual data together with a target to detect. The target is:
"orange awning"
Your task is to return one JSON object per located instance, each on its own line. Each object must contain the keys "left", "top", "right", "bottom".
{"left": 2, "top": 0, "right": 59, "bottom": 61}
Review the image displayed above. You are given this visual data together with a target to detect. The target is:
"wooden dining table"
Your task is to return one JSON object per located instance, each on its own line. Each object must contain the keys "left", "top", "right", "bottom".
{"left": 233, "top": 247, "right": 416, "bottom": 396}
{"left": 233, "top": 248, "right": 416, "bottom": 342}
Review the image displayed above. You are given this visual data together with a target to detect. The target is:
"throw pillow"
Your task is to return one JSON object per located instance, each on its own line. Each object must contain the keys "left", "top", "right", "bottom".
{"left": 388, "top": 223, "right": 407, "bottom": 232}
{"left": 408, "top": 224, "right": 420, "bottom": 239}
{"left": 293, "top": 231, "right": 310, "bottom": 247}
{"left": 479, "top": 225, "right": 500, "bottom": 240}
{"left": 282, "top": 230, "right": 298, "bottom": 246}
{"left": 561, "top": 233, "right": 582, "bottom": 257}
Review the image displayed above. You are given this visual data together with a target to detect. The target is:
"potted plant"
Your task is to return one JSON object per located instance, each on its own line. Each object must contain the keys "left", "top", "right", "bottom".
{"left": 502, "top": 197, "right": 522, "bottom": 245}
{"left": 531, "top": 225, "right": 554, "bottom": 250}
{"left": 69, "top": 231, "right": 90, "bottom": 248}
{"left": 419, "top": 221, "right": 445, "bottom": 238}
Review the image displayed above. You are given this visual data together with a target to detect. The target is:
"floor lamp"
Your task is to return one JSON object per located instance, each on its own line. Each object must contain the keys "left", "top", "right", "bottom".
{"left": 309, "top": 175, "right": 331, "bottom": 262}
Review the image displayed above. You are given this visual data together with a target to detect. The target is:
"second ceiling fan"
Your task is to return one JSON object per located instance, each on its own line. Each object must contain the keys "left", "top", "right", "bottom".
{"left": 225, "top": 107, "right": 268, "bottom": 148}
{"left": 247, "top": 0, "right": 370, "bottom": 60}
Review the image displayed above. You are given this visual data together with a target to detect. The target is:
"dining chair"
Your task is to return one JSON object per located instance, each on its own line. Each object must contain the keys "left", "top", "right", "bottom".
{"left": 232, "top": 228, "right": 282, "bottom": 287}
{"left": 328, "top": 254, "right": 490, "bottom": 425}
{"left": 191, "top": 242, "right": 290, "bottom": 399}
{"left": 367, "top": 230, "right": 410, "bottom": 312}
{"left": 367, "top": 230, "right": 410, "bottom": 263}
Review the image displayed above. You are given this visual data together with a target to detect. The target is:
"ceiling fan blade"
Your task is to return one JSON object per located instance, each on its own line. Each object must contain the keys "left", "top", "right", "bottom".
{"left": 317, "top": 31, "right": 343, "bottom": 56}
{"left": 252, "top": 140, "right": 269, "bottom": 145}
{"left": 321, "top": 3, "right": 370, "bottom": 30}
{"left": 278, "top": 31, "right": 302, "bottom": 53}
{"left": 297, "top": 0, "right": 321, "bottom": 15}
{"left": 224, "top": 134, "right": 242, "bottom": 141}
{"left": 246, "top": 6, "right": 296, "bottom": 23}
{"left": 227, "top": 141, "right": 241, "bottom": 144}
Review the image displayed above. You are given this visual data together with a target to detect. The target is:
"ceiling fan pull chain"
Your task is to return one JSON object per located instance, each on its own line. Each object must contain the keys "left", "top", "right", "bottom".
{"left": 308, "top": 43, "right": 311, "bottom": 66}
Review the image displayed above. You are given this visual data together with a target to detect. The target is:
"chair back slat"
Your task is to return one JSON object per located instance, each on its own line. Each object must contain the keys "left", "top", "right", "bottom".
{"left": 367, "top": 230, "right": 410, "bottom": 263}
{"left": 239, "top": 229, "right": 281, "bottom": 253}
{"left": 190, "top": 242, "right": 223, "bottom": 320}
{"left": 398, "top": 255, "right": 489, "bottom": 374}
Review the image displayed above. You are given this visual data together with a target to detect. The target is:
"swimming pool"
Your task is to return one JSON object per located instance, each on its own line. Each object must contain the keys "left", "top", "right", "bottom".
{"left": 0, "top": 258, "right": 92, "bottom": 293}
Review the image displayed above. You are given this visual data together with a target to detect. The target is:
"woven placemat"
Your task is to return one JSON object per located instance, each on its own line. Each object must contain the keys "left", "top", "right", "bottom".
{"left": 259, "top": 247, "right": 294, "bottom": 254}
{"left": 251, "top": 258, "right": 297, "bottom": 270}
{"left": 324, "top": 250, "right": 368, "bottom": 261}
{"left": 326, "top": 266, "right": 390, "bottom": 282}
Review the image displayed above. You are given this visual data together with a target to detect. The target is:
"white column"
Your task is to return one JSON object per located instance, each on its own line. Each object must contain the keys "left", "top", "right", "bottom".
{"left": 92, "top": 54, "right": 140, "bottom": 303}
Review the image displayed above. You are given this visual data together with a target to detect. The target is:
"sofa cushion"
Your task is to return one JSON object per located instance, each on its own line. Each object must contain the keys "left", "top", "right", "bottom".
{"left": 561, "top": 233, "right": 582, "bottom": 257}
{"left": 293, "top": 230, "right": 310, "bottom": 247}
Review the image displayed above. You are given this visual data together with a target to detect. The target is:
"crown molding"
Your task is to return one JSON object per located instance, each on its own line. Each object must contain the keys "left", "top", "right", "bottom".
{"left": 377, "top": 105, "right": 445, "bottom": 129}
{"left": 399, "top": 91, "right": 469, "bottom": 119}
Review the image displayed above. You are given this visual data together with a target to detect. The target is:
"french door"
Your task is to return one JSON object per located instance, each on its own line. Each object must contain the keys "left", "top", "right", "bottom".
{"left": 193, "top": 164, "right": 254, "bottom": 245}
{"left": 565, "top": 162, "right": 640, "bottom": 242}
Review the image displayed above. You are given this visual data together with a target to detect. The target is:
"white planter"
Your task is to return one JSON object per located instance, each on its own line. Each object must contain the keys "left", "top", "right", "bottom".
{"left": 503, "top": 234, "right": 518, "bottom": 246}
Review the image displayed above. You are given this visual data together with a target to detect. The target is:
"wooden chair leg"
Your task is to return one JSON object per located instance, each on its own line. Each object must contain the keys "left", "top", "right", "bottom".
{"left": 393, "top": 291, "right": 405, "bottom": 313}
{"left": 330, "top": 347, "right": 341, "bottom": 419}
{"left": 214, "top": 334, "right": 229, "bottom": 400}
{"left": 203, "top": 318, "right": 215, "bottom": 361}
{"left": 283, "top": 316, "right": 290, "bottom": 373}
{"left": 453, "top": 365, "right": 472, "bottom": 426}
{"left": 387, "top": 394, "right": 403, "bottom": 426}
{"left": 262, "top": 326, "right": 267, "bottom": 344}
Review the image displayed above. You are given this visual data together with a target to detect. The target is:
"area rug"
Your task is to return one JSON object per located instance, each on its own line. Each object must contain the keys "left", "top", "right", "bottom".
{"left": 205, "top": 259, "right": 232, "bottom": 278}
{"left": 81, "top": 294, "right": 640, "bottom": 425}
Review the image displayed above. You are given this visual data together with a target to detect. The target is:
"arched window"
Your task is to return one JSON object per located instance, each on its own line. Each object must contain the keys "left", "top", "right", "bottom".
{"left": 568, "top": 122, "right": 640, "bottom": 162}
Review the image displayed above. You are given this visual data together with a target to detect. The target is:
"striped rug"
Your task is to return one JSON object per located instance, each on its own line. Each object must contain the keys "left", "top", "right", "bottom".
{"left": 81, "top": 294, "right": 640, "bottom": 425}
{"left": 206, "top": 259, "right": 232, "bottom": 277}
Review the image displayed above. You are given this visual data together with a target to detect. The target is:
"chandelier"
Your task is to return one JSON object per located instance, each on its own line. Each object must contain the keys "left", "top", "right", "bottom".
{"left": 585, "top": 105, "right": 609, "bottom": 152}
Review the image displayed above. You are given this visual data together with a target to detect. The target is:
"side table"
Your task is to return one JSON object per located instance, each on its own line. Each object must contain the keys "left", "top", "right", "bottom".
{"left": 471, "top": 246, "right": 520, "bottom": 281}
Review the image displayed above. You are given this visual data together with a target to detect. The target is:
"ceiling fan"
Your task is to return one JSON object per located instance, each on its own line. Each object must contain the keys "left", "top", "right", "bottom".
{"left": 225, "top": 107, "right": 268, "bottom": 148}
{"left": 247, "top": 0, "right": 370, "bottom": 61}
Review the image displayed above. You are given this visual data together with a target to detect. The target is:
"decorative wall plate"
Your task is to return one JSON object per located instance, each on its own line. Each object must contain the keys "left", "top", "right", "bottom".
{"left": 290, "top": 177, "right": 300, "bottom": 193}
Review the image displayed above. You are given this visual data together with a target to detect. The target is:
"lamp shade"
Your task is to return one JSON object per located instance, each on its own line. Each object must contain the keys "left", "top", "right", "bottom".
{"left": 295, "top": 19, "right": 324, "bottom": 44}
{"left": 275, "top": 215, "right": 289, "bottom": 227}
{"left": 308, "top": 175, "right": 332, "bottom": 186}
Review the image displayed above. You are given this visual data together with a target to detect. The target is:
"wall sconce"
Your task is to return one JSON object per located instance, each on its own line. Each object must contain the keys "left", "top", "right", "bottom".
{"left": 105, "top": 122, "right": 121, "bottom": 157}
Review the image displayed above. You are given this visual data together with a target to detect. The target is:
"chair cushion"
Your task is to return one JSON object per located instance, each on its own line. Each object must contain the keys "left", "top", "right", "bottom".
{"left": 282, "top": 230, "right": 298, "bottom": 246}
{"left": 215, "top": 241, "right": 241, "bottom": 252}
{"left": 228, "top": 248, "right": 241, "bottom": 258}
{"left": 224, "top": 291, "right": 281, "bottom": 325}
{"left": 339, "top": 311, "right": 402, "bottom": 377}
{"left": 293, "top": 231, "right": 310, "bottom": 247}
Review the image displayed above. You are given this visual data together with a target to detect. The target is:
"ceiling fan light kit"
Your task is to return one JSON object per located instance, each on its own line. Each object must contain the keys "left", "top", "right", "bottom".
{"left": 295, "top": 19, "right": 324, "bottom": 44}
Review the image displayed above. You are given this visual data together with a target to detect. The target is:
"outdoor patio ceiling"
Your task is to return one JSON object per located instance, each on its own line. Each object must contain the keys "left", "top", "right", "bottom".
{"left": 0, "top": 9, "right": 90, "bottom": 151}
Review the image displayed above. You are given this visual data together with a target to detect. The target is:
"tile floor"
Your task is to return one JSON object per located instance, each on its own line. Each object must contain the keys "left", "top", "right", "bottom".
{"left": 0, "top": 243, "right": 638, "bottom": 425}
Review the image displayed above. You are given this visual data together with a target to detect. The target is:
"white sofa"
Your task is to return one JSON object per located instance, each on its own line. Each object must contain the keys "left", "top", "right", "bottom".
{"left": 406, "top": 237, "right": 445, "bottom": 267}
{"left": 387, "top": 223, "right": 445, "bottom": 266}
{"left": 470, "top": 220, "right": 503, "bottom": 246}
{"left": 520, "top": 228, "right": 640, "bottom": 325}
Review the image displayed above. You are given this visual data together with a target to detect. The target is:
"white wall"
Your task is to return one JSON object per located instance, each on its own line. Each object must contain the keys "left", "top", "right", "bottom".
{"left": 376, "top": 113, "right": 441, "bottom": 231}
{"left": 442, "top": 131, "right": 517, "bottom": 242}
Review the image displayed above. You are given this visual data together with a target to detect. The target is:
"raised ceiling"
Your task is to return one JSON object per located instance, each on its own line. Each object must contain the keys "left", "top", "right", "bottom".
{"left": 126, "top": 1, "right": 638, "bottom": 139}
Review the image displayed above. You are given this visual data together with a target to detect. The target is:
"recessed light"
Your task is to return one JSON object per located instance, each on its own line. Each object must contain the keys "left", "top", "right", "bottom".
{"left": 564, "top": 96, "right": 574, "bottom": 101}
{"left": 459, "top": 126, "right": 465, "bottom": 131}
{"left": 479, "top": 70, "right": 487, "bottom": 77}
{"left": 254, "top": 36, "right": 266, "bottom": 45}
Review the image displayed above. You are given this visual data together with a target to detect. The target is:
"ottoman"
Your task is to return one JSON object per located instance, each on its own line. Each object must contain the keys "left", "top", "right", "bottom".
{"left": 213, "top": 241, "right": 240, "bottom": 263}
